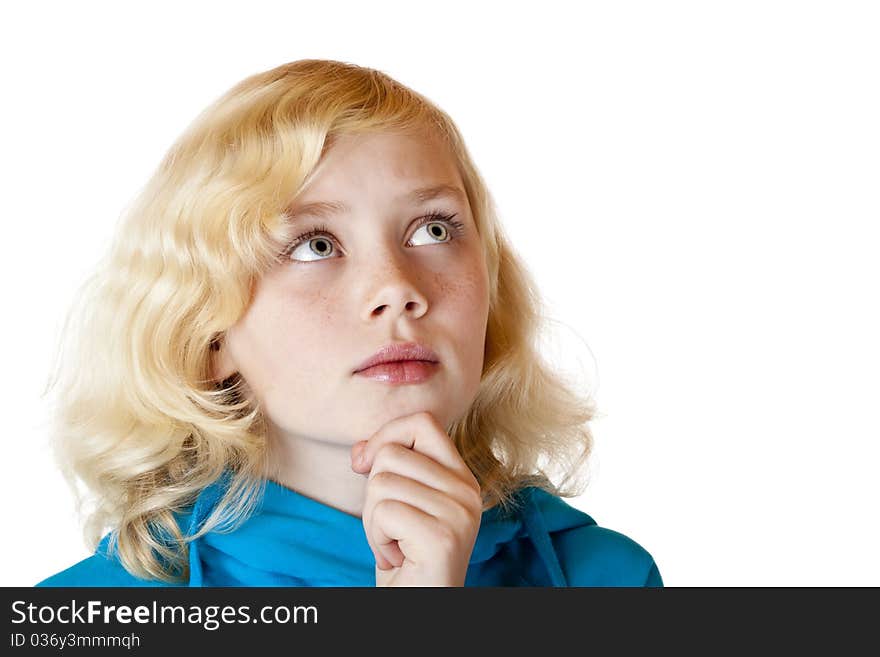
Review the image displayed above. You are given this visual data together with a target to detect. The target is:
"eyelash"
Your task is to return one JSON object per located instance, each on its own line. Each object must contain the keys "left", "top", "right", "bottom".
{"left": 280, "top": 211, "right": 465, "bottom": 261}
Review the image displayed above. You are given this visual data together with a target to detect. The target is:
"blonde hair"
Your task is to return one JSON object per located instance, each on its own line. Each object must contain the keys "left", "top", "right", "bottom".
{"left": 42, "top": 59, "right": 598, "bottom": 584}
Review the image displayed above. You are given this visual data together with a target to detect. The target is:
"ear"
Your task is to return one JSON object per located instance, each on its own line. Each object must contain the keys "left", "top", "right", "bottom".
{"left": 210, "top": 335, "right": 237, "bottom": 384}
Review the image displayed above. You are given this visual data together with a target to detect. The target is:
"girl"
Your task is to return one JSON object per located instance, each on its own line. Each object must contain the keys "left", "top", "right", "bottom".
{"left": 37, "top": 59, "right": 662, "bottom": 587}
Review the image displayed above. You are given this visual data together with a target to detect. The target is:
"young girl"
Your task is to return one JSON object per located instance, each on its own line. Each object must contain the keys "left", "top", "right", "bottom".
{"left": 37, "top": 59, "right": 662, "bottom": 587}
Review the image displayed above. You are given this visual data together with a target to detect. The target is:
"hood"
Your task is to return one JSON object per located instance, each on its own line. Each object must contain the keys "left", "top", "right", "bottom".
{"left": 184, "top": 473, "right": 596, "bottom": 586}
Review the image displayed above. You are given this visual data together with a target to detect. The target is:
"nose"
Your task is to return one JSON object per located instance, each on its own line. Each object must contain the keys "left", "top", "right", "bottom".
{"left": 361, "top": 252, "right": 429, "bottom": 322}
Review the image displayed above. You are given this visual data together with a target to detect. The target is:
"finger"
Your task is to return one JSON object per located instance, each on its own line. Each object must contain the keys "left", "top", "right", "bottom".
{"left": 367, "top": 443, "right": 482, "bottom": 511}
{"left": 362, "top": 471, "right": 475, "bottom": 573}
{"left": 367, "top": 471, "right": 467, "bottom": 524}
{"left": 362, "top": 472, "right": 450, "bottom": 569}
{"left": 361, "top": 472, "right": 446, "bottom": 571}
{"left": 354, "top": 411, "right": 474, "bottom": 482}
{"left": 369, "top": 498, "right": 442, "bottom": 568}
{"left": 377, "top": 540, "right": 405, "bottom": 570}
{"left": 363, "top": 516, "right": 397, "bottom": 570}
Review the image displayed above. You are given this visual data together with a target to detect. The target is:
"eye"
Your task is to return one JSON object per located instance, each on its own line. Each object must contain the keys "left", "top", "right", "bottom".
{"left": 282, "top": 212, "right": 465, "bottom": 263}
{"left": 284, "top": 224, "right": 338, "bottom": 263}
{"left": 408, "top": 215, "right": 458, "bottom": 246}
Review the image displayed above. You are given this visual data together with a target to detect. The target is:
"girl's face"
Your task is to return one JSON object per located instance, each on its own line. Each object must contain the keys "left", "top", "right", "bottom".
{"left": 213, "top": 129, "right": 490, "bottom": 447}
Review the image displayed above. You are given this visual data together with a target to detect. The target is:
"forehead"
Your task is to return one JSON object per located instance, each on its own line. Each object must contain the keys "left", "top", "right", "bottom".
{"left": 295, "top": 129, "right": 462, "bottom": 202}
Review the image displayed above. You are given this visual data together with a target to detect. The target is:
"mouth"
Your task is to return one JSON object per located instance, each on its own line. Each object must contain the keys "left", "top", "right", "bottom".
{"left": 354, "top": 359, "right": 440, "bottom": 384}
{"left": 353, "top": 342, "right": 440, "bottom": 374}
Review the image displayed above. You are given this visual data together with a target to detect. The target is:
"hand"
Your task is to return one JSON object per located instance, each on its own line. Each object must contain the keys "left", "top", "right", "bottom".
{"left": 350, "top": 411, "right": 483, "bottom": 587}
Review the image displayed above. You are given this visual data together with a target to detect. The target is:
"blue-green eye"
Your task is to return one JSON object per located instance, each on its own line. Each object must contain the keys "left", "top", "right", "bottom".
{"left": 282, "top": 211, "right": 465, "bottom": 263}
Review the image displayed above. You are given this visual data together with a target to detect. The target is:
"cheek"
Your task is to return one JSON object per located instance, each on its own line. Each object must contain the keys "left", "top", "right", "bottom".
{"left": 244, "top": 285, "right": 341, "bottom": 378}
{"left": 441, "top": 263, "right": 490, "bottom": 409}
{"left": 297, "top": 285, "right": 338, "bottom": 334}
{"left": 282, "top": 288, "right": 346, "bottom": 367}
{"left": 442, "top": 250, "right": 489, "bottom": 313}
{"left": 439, "top": 269, "right": 486, "bottom": 313}
{"left": 438, "top": 260, "right": 490, "bottom": 348}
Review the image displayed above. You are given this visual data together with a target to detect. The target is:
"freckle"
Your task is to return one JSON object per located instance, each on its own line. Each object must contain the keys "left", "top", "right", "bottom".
{"left": 440, "top": 274, "right": 462, "bottom": 298}
{"left": 443, "top": 272, "right": 476, "bottom": 300}
{"left": 317, "top": 291, "right": 334, "bottom": 325}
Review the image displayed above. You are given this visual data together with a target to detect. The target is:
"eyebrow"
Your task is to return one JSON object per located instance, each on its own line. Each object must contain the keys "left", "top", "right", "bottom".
{"left": 285, "top": 183, "right": 467, "bottom": 222}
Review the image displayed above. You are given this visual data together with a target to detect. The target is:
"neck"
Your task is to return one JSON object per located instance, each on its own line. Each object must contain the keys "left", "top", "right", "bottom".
{"left": 262, "top": 427, "right": 367, "bottom": 519}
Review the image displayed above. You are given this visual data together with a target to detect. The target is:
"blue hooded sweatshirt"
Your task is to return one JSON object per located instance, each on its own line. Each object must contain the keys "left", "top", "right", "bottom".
{"left": 36, "top": 476, "right": 663, "bottom": 587}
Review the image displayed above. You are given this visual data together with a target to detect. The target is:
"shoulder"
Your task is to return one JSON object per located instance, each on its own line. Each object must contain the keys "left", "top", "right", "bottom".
{"left": 528, "top": 489, "right": 663, "bottom": 587}
{"left": 553, "top": 523, "right": 663, "bottom": 586}
{"left": 35, "top": 535, "right": 181, "bottom": 588}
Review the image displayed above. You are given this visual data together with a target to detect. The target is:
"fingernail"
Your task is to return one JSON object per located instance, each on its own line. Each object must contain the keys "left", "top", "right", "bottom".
{"left": 352, "top": 441, "right": 366, "bottom": 466}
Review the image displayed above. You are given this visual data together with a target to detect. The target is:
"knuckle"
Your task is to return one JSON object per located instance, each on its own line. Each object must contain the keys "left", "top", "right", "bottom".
{"left": 373, "top": 497, "right": 400, "bottom": 519}
{"left": 382, "top": 443, "right": 409, "bottom": 460}
{"left": 457, "top": 478, "right": 483, "bottom": 511}
{"left": 470, "top": 482, "right": 484, "bottom": 508}
{"left": 374, "top": 442, "right": 404, "bottom": 465}
{"left": 370, "top": 445, "right": 390, "bottom": 468}
{"left": 371, "top": 470, "right": 398, "bottom": 487}
{"left": 450, "top": 497, "right": 476, "bottom": 527}
{"left": 415, "top": 410, "right": 439, "bottom": 429}
{"left": 466, "top": 488, "right": 483, "bottom": 514}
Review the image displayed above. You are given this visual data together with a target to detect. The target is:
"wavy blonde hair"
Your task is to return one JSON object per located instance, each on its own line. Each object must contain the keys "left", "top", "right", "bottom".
{"left": 42, "top": 59, "right": 598, "bottom": 584}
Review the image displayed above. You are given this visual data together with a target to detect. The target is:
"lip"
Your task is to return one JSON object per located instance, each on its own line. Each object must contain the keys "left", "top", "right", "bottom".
{"left": 353, "top": 341, "right": 440, "bottom": 374}
{"left": 355, "top": 360, "right": 440, "bottom": 384}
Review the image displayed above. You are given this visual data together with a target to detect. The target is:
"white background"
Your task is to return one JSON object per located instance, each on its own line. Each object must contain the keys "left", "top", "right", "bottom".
{"left": 2, "top": 1, "right": 877, "bottom": 587}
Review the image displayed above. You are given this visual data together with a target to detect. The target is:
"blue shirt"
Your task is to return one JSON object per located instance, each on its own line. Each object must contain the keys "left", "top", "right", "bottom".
{"left": 36, "top": 477, "right": 663, "bottom": 587}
